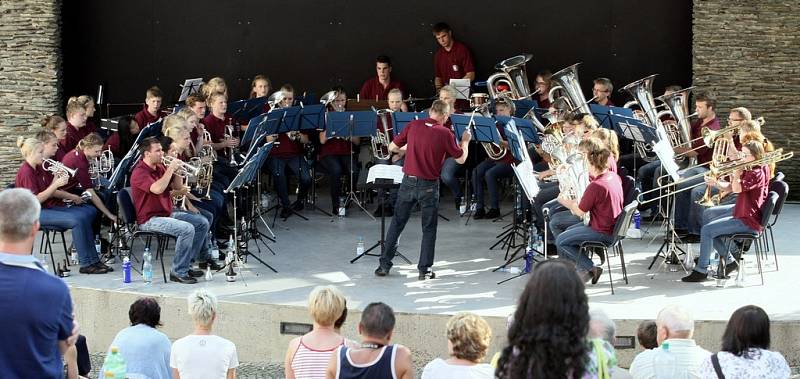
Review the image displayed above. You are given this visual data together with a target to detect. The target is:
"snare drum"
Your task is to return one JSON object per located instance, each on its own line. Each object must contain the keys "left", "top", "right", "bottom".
{"left": 470, "top": 93, "right": 490, "bottom": 108}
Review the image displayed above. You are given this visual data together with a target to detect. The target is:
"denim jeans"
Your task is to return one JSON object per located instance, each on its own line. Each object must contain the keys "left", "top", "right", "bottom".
{"left": 532, "top": 181, "right": 560, "bottom": 230}
{"left": 320, "top": 154, "right": 359, "bottom": 211}
{"left": 549, "top": 209, "right": 582, "bottom": 239}
{"left": 380, "top": 176, "right": 439, "bottom": 272}
{"left": 688, "top": 185, "right": 738, "bottom": 235}
{"left": 140, "top": 210, "right": 209, "bottom": 276}
{"left": 440, "top": 157, "right": 464, "bottom": 200}
{"left": 556, "top": 223, "right": 614, "bottom": 271}
{"left": 472, "top": 160, "right": 513, "bottom": 210}
{"left": 268, "top": 156, "right": 311, "bottom": 207}
{"left": 40, "top": 205, "right": 98, "bottom": 267}
{"left": 674, "top": 166, "right": 709, "bottom": 230}
{"left": 695, "top": 214, "right": 752, "bottom": 274}
{"left": 636, "top": 160, "right": 661, "bottom": 210}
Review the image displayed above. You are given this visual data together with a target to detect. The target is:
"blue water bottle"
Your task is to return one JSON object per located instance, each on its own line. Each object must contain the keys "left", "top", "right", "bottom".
{"left": 122, "top": 257, "right": 131, "bottom": 283}
{"left": 523, "top": 248, "right": 533, "bottom": 274}
{"left": 633, "top": 210, "right": 641, "bottom": 229}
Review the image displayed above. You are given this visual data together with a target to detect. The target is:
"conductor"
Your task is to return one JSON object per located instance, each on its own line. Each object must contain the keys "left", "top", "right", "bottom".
{"left": 375, "top": 100, "right": 471, "bottom": 280}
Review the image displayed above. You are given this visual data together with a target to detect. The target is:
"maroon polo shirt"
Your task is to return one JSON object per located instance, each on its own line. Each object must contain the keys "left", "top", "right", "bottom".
{"left": 495, "top": 124, "right": 515, "bottom": 164}
{"left": 319, "top": 138, "right": 352, "bottom": 158}
{"left": 393, "top": 117, "right": 464, "bottom": 180}
{"left": 84, "top": 119, "right": 98, "bottom": 135}
{"left": 359, "top": 77, "right": 406, "bottom": 101}
{"left": 64, "top": 122, "right": 88, "bottom": 152}
{"left": 202, "top": 113, "right": 228, "bottom": 143}
{"left": 270, "top": 133, "right": 304, "bottom": 159}
{"left": 54, "top": 142, "right": 67, "bottom": 162}
{"left": 434, "top": 41, "right": 475, "bottom": 83}
{"left": 15, "top": 162, "right": 62, "bottom": 208}
{"left": 104, "top": 133, "right": 120, "bottom": 157}
{"left": 536, "top": 95, "right": 551, "bottom": 110}
{"left": 579, "top": 171, "right": 623, "bottom": 235}
{"left": 734, "top": 164, "right": 769, "bottom": 232}
{"left": 690, "top": 117, "right": 721, "bottom": 165}
{"left": 61, "top": 149, "right": 93, "bottom": 191}
{"left": 130, "top": 160, "right": 173, "bottom": 225}
{"left": 134, "top": 106, "right": 161, "bottom": 130}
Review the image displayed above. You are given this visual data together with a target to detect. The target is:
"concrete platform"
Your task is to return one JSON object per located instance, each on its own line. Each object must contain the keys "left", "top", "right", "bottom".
{"left": 56, "top": 201, "right": 800, "bottom": 368}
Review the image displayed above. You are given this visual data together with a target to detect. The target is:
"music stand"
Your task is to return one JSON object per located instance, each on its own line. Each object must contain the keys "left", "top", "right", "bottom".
{"left": 390, "top": 111, "right": 428, "bottom": 136}
{"left": 494, "top": 116, "right": 541, "bottom": 145}
{"left": 228, "top": 96, "right": 269, "bottom": 124}
{"left": 451, "top": 112, "right": 500, "bottom": 223}
{"left": 109, "top": 118, "right": 164, "bottom": 192}
{"left": 222, "top": 143, "right": 278, "bottom": 275}
{"left": 178, "top": 78, "right": 203, "bottom": 102}
{"left": 299, "top": 104, "right": 333, "bottom": 217}
{"left": 326, "top": 111, "right": 377, "bottom": 220}
{"left": 449, "top": 79, "right": 471, "bottom": 100}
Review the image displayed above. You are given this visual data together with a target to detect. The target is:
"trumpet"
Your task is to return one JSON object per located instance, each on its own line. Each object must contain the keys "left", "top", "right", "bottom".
{"left": 162, "top": 156, "right": 200, "bottom": 177}
{"left": 43, "top": 159, "right": 77, "bottom": 177}
{"left": 372, "top": 109, "right": 393, "bottom": 160}
{"left": 199, "top": 129, "right": 217, "bottom": 161}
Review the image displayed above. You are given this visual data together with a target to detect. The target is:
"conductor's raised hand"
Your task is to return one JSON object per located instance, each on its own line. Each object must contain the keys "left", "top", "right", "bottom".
{"left": 461, "top": 127, "right": 472, "bottom": 144}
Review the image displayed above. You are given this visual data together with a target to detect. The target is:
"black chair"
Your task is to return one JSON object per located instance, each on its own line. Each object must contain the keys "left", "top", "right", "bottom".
{"left": 37, "top": 226, "right": 70, "bottom": 275}
{"left": 579, "top": 201, "right": 639, "bottom": 294}
{"left": 116, "top": 188, "right": 175, "bottom": 283}
{"left": 621, "top": 175, "right": 636, "bottom": 207}
{"left": 720, "top": 191, "right": 778, "bottom": 286}
{"left": 762, "top": 180, "right": 788, "bottom": 270}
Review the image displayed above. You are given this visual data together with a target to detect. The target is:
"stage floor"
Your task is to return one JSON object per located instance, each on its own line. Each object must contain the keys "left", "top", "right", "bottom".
{"left": 59, "top": 201, "right": 800, "bottom": 323}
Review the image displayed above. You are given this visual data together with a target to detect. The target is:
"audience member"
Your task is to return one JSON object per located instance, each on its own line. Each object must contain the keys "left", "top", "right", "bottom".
{"left": 104, "top": 297, "right": 171, "bottom": 379}
{"left": 64, "top": 335, "right": 91, "bottom": 379}
{"left": 171, "top": 289, "right": 239, "bottom": 379}
{"left": 326, "top": 302, "right": 412, "bottom": 379}
{"left": 698, "top": 305, "right": 789, "bottom": 378}
{"left": 636, "top": 320, "right": 658, "bottom": 350}
{"left": 0, "top": 189, "right": 79, "bottom": 378}
{"left": 589, "top": 308, "right": 633, "bottom": 379}
{"left": 630, "top": 305, "right": 710, "bottom": 379}
{"left": 495, "top": 259, "right": 616, "bottom": 379}
{"left": 422, "top": 312, "right": 494, "bottom": 379}
{"left": 285, "top": 286, "right": 353, "bottom": 379}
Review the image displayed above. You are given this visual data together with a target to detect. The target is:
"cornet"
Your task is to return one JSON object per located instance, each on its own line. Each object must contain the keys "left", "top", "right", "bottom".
{"left": 43, "top": 159, "right": 77, "bottom": 177}
{"left": 162, "top": 156, "right": 200, "bottom": 177}
{"left": 225, "top": 124, "right": 240, "bottom": 166}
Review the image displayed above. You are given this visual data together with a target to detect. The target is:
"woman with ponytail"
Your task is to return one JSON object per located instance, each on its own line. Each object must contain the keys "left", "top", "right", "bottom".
{"left": 42, "top": 115, "right": 69, "bottom": 161}
{"left": 62, "top": 133, "right": 118, "bottom": 222}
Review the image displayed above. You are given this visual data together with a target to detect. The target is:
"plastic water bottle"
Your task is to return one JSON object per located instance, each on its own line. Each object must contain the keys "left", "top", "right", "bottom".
{"left": 102, "top": 346, "right": 127, "bottom": 379}
{"left": 142, "top": 248, "right": 153, "bottom": 284}
{"left": 653, "top": 342, "right": 676, "bottom": 379}
{"left": 633, "top": 210, "right": 641, "bottom": 229}
{"left": 69, "top": 246, "right": 78, "bottom": 265}
{"left": 205, "top": 266, "right": 213, "bottom": 281}
{"left": 122, "top": 257, "right": 131, "bottom": 283}
{"left": 500, "top": 266, "right": 521, "bottom": 274}
{"left": 709, "top": 252, "right": 719, "bottom": 276}
{"left": 94, "top": 235, "right": 102, "bottom": 256}
{"left": 459, "top": 199, "right": 467, "bottom": 215}
{"left": 523, "top": 248, "right": 533, "bottom": 274}
{"left": 338, "top": 197, "right": 346, "bottom": 218}
{"left": 470, "top": 194, "right": 477, "bottom": 212}
{"left": 356, "top": 236, "right": 365, "bottom": 256}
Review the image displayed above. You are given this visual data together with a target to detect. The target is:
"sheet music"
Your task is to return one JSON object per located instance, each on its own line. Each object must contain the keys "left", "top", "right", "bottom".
{"left": 449, "top": 79, "right": 471, "bottom": 100}
{"left": 367, "top": 164, "right": 404, "bottom": 184}
{"left": 652, "top": 139, "right": 680, "bottom": 182}
{"left": 179, "top": 78, "right": 204, "bottom": 102}
{"left": 505, "top": 122, "right": 540, "bottom": 200}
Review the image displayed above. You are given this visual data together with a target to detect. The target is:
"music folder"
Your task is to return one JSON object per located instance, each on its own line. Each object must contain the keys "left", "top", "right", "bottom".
{"left": 178, "top": 78, "right": 203, "bottom": 102}
{"left": 391, "top": 111, "right": 428, "bottom": 136}
{"left": 450, "top": 113, "right": 499, "bottom": 145}
{"left": 326, "top": 111, "right": 379, "bottom": 138}
{"left": 449, "top": 78, "right": 471, "bottom": 100}
{"left": 275, "top": 106, "right": 302, "bottom": 134}
{"left": 495, "top": 115, "right": 540, "bottom": 144}
{"left": 367, "top": 164, "right": 404, "bottom": 185}
{"left": 503, "top": 120, "right": 540, "bottom": 200}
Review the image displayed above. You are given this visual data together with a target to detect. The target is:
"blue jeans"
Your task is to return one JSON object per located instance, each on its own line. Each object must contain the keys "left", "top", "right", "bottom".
{"left": 472, "top": 160, "right": 513, "bottom": 210}
{"left": 695, "top": 213, "right": 752, "bottom": 274}
{"left": 637, "top": 160, "right": 661, "bottom": 211}
{"left": 269, "top": 156, "right": 311, "bottom": 207}
{"left": 440, "top": 158, "right": 464, "bottom": 199}
{"left": 549, "top": 209, "right": 581, "bottom": 239}
{"left": 532, "top": 181, "right": 559, "bottom": 230}
{"left": 380, "top": 176, "right": 439, "bottom": 272}
{"left": 40, "top": 205, "right": 98, "bottom": 267}
{"left": 674, "top": 166, "right": 708, "bottom": 230}
{"left": 140, "top": 210, "right": 209, "bottom": 276}
{"left": 320, "top": 155, "right": 359, "bottom": 211}
{"left": 556, "top": 224, "right": 614, "bottom": 271}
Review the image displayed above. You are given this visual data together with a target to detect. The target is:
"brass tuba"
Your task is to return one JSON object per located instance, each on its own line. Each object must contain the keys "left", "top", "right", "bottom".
{"left": 486, "top": 54, "right": 535, "bottom": 100}
{"left": 548, "top": 63, "right": 594, "bottom": 116}
{"left": 372, "top": 109, "right": 393, "bottom": 161}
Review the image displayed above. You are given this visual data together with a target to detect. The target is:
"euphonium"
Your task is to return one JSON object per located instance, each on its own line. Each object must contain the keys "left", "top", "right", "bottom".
{"left": 556, "top": 153, "right": 591, "bottom": 225}
{"left": 372, "top": 109, "right": 393, "bottom": 161}
{"left": 656, "top": 87, "right": 695, "bottom": 164}
{"left": 43, "top": 158, "right": 77, "bottom": 177}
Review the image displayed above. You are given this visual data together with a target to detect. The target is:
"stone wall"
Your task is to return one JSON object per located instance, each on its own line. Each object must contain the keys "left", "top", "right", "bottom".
{"left": 0, "top": 0, "right": 61, "bottom": 185}
{"left": 694, "top": 0, "right": 799, "bottom": 198}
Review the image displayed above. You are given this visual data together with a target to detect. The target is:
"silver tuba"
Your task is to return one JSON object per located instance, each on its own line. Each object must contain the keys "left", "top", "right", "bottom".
{"left": 549, "top": 63, "right": 594, "bottom": 116}
{"left": 656, "top": 86, "right": 696, "bottom": 164}
{"left": 620, "top": 75, "right": 667, "bottom": 162}
{"left": 372, "top": 109, "right": 393, "bottom": 161}
{"left": 486, "top": 54, "right": 535, "bottom": 100}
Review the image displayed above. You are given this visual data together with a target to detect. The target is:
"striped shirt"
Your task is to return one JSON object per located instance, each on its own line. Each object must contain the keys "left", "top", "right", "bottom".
{"left": 291, "top": 337, "right": 344, "bottom": 379}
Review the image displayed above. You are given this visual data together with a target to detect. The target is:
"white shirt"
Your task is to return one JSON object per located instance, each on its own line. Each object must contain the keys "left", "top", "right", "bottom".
{"left": 697, "top": 348, "right": 790, "bottom": 379}
{"left": 170, "top": 334, "right": 239, "bottom": 379}
{"left": 629, "top": 339, "right": 711, "bottom": 379}
{"left": 421, "top": 358, "right": 494, "bottom": 379}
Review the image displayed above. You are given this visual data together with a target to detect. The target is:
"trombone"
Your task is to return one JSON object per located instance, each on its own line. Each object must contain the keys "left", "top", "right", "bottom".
{"left": 638, "top": 149, "right": 793, "bottom": 205}
{"left": 672, "top": 124, "right": 740, "bottom": 160}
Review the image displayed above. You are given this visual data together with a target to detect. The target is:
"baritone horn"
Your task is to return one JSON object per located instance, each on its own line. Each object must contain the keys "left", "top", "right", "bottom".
{"left": 549, "top": 62, "right": 595, "bottom": 116}
{"left": 372, "top": 109, "right": 393, "bottom": 160}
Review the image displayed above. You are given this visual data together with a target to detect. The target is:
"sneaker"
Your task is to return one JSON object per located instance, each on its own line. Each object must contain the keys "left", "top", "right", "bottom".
{"left": 418, "top": 270, "right": 436, "bottom": 280}
{"left": 681, "top": 270, "right": 709, "bottom": 282}
{"left": 97, "top": 261, "right": 115, "bottom": 272}
{"left": 485, "top": 208, "right": 501, "bottom": 219}
{"left": 279, "top": 207, "right": 292, "bottom": 219}
{"left": 78, "top": 262, "right": 109, "bottom": 274}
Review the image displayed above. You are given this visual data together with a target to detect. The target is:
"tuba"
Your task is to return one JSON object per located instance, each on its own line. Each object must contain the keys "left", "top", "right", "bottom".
{"left": 549, "top": 63, "right": 594, "bottom": 116}
{"left": 486, "top": 54, "right": 535, "bottom": 100}
{"left": 656, "top": 86, "right": 696, "bottom": 164}
{"left": 372, "top": 109, "right": 393, "bottom": 161}
{"left": 556, "top": 153, "right": 591, "bottom": 225}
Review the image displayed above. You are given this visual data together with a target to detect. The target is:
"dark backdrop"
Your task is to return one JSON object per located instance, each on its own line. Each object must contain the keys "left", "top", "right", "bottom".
{"left": 62, "top": 0, "right": 692, "bottom": 114}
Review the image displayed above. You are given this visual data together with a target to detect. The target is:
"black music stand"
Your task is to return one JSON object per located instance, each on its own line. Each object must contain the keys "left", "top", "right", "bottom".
{"left": 228, "top": 96, "right": 269, "bottom": 124}
{"left": 452, "top": 112, "right": 500, "bottom": 224}
{"left": 326, "top": 111, "right": 377, "bottom": 220}
{"left": 300, "top": 104, "right": 332, "bottom": 217}
{"left": 263, "top": 106, "right": 310, "bottom": 222}
{"left": 221, "top": 143, "right": 278, "bottom": 275}
{"left": 352, "top": 173, "right": 411, "bottom": 265}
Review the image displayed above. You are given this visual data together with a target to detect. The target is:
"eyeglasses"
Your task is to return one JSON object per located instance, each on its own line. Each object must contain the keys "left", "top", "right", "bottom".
{"left": 592, "top": 88, "right": 610, "bottom": 93}
{"left": 728, "top": 118, "right": 744, "bottom": 122}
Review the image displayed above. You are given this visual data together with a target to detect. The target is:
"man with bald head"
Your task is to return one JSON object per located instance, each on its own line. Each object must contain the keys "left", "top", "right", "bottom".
{"left": 629, "top": 305, "right": 710, "bottom": 379}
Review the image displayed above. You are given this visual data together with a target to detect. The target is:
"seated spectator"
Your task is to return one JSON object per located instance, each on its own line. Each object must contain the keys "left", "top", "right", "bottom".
{"left": 636, "top": 321, "right": 658, "bottom": 350}
{"left": 0, "top": 189, "right": 79, "bottom": 378}
{"left": 422, "top": 312, "right": 494, "bottom": 378}
{"left": 630, "top": 305, "right": 710, "bottom": 379}
{"left": 589, "top": 308, "right": 633, "bottom": 379}
{"left": 698, "top": 305, "right": 789, "bottom": 378}
{"left": 326, "top": 302, "right": 412, "bottom": 379}
{"left": 285, "top": 285, "right": 354, "bottom": 379}
{"left": 171, "top": 289, "right": 238, "bottom": 378}
{"left": 495, "top": 259, "right": 616, "bottom": 379}
{"left": 104, "top": 297, "right": 171, "bottom": 378}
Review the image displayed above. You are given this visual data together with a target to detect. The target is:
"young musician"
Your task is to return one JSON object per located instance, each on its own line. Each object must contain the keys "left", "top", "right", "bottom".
{"left": 319, "top": 87, "right": 361, "bottom": 216}
{"left": 203, "top": 92, "right": 238, "bottom": 167}
{"left": 250, "top": 75, "right": 271, "bottom": 99}
{"left": 555, "top": 138, "right": 623, "bottom": 284}
{"left": 176, "top": 107, "right": 208, "bottom": 157}
{"left": 372, "top": 89, "right": 407, "bottom": 217}
{"left": 42, "top": 115, "right": 69, "bottom": 161}
{"left": 15, "top": 137, "right": 108, "bottom": 274}
{"left": 130, "top": 137, "right": 212, "bottom": 284}
{"left": 267, "top": 85, "right": 311, "bottom": 219}
{"left": 134, "top": 86, "right": 164, "bottom": 130}
{"left": 472, "top": 100, "right": 515, "bottom": 219}
{"left": 376, "top": 99, "right": 471, "bottom": 280}
{"left": 590, "top": 78, "right": 615, "bottom": 107}
{"left": 186, "top": 93, "right": 207, "bottom": 121}
{"left": 437, "top": 85, "right": 466, "bottom": 209}
{"left": 61, "top": 133, "right": 118, "bottom": 223}
{"left": 104, "top": 116, "right": 139, "bottom": 160}
{"left": 682, "top": 141, "right": 769, "bottom": 282}
{"left": 432, "top": 22, "right": 475, "bottom": 92}
{"left": 534, "top": 70, "right": 553, "bottom": 109}
{"left": 359, "top": 55, "right": 407, "bottom": 101}
{"left": 63, "top": 99, "right": 90, "bottom": 152}
{"left": 201, "top": 77, "right": 228, "bottom": 100}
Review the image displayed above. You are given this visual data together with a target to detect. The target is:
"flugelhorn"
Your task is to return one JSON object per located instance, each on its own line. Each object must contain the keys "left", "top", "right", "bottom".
{"left": 43, "top": 159, "right": 77, "bottom": 177}
{"left": 162, "top": 156, "right": 200, "bottom": 177}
